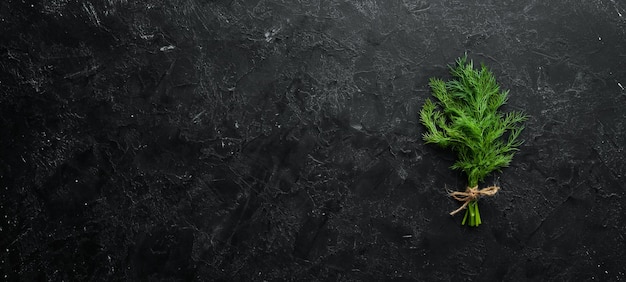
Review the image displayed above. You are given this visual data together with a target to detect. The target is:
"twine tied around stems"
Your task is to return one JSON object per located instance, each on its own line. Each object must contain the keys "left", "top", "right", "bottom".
{"left": 448, "top": 185, "right": 500, "bottom": 216}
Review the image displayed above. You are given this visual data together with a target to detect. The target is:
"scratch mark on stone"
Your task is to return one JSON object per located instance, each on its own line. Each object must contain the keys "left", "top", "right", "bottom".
{"left": 610, "top": 0, "right": 624, "bottom": 18}
{"left": 83, "top": 2, "right": 101, "bottom": 27}
{"left": 531, "top": 50, "right": 559, "bottom": 60}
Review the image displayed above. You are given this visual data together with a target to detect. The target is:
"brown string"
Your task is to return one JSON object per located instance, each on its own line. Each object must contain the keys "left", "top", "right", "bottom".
{"left": 448, "top": 185, "right": 500, "bottom": 216}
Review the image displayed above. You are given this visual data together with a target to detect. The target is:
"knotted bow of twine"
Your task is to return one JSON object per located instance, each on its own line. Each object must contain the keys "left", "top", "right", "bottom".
{"left": 448, "top": 185, "right": 500, "bottom": 216}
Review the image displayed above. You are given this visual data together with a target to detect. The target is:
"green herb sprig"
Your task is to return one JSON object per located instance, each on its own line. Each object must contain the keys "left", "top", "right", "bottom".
{"left": 420, "top": 55, "right": 526, "bottom": 226}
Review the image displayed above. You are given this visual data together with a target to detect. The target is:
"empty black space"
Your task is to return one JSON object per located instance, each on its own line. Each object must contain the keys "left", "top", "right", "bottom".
{"left": 1, "top": 1, "right": 625, "bottom": 281}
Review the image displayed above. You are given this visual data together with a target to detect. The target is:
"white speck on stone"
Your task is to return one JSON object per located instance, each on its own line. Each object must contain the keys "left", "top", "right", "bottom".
{"left": 159, "top": 45, "right": 176, "bottom": 52}
{"left": 618, "top": 82, "right": 624, "bottom": 90}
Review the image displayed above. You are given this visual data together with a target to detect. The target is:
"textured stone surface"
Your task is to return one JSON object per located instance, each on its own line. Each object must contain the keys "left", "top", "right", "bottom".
{"left": 1, "top": 0, "right": 625, "bottom": 280}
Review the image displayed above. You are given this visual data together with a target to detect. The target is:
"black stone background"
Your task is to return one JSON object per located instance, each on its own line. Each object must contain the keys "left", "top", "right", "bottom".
{"left": 1, "top": 0, "right": 625, "bottom": 281}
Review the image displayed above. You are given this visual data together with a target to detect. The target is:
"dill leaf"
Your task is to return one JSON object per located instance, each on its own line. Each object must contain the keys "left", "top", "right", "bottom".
{"left": 420, "top": 56, "right": 527, "bottom": 187}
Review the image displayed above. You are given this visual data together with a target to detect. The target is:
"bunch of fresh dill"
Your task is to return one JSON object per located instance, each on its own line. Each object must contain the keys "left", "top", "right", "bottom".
{"left": 420, "top": 55, "right": 527, "bottom": 226}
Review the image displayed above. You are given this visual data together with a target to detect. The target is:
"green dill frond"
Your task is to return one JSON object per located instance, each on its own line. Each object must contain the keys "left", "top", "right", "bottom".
{"left": 420, "top": 55, "right": 527, "bottom": 187}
